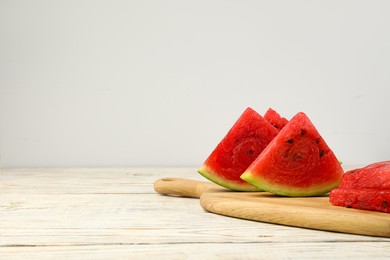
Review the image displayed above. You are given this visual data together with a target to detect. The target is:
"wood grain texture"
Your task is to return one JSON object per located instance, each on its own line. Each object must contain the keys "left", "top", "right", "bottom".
{"left": 1, "top": 168, "right": 390, "bottom": 259}
{"left": 154, "top": 177, "right": 221, "bottom": 198}
{"left": 201, "top": 192, "right": 390, "bottom": 237}
{"left": 154, "top": 178, "right": 390, "bottom": 237}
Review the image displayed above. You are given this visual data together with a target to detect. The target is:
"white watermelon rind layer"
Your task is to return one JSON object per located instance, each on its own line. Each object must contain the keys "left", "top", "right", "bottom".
{"left": 198, "top": 165, "right": 260, "bottom": 192}
{"left": 241, "top": 170, "right": 340, "bottom": 197}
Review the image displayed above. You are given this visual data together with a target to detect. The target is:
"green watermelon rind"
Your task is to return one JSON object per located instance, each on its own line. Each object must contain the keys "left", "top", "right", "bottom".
{"left": 198, "top": 165, "right": 261, "bottom": 192}
{"left": 241, "top": 170, "right": 340, "bottom": 197}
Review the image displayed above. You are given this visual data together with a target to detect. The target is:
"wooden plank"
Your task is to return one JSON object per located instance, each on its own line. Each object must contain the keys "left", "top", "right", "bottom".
{"left": 2, "top": 243, "right": 390, "bottom": 259}
{"left": 1, "top": 167, "right": 390, "bottom": 259}
{"left": 0, "top": 168, "right": 203, "bottom": 194}
{"left": 201, "top": 192, "right": 390, "bottom": 237}
{"left": 155, "top": 177, "right": 390, "bottom": 237}
{"left": 3, "top": 192, "right": 387, "bottom": 245}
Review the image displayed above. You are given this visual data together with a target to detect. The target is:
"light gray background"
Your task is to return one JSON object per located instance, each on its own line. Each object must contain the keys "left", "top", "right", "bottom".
{"left": 1, "top": 1, "right": 389, "bottom": 168}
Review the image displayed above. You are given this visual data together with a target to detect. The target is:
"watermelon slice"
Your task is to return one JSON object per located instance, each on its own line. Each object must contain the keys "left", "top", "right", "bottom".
{"left": 329, "top": 189, "right": 389, "bottom": 213}
{"left": 264, "top": 108, "right": 288, "bottom": 131}
{"left": 329, "top": 161, "right": 390, "bottom": 213}
{"left": 241, "top": 112, "right": 344, "bottom": 196}
{"left": 332, "top": 161, "right": 390, "bottom": 190}
{"left": 198, "top": 107, "right": 279, "bottom": 191}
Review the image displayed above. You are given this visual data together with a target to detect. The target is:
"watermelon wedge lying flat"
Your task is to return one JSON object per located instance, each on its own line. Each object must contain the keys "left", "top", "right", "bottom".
{"left": 198, "top": 107, "right": 279, "bottom": 191}
{"left": 264, "top": 108, "right": 288, "bottom": 131}
{"left": 330, "top": 189, "right": 389, "bottom": 213}
{"left": 330, "top": 161, "right": 390, "bottom": 190}
{"left": 330, "top": 161, "right": 390, "bottom": 213}
{"left": 241, "top": 112, "right": 344, "bottom": 196}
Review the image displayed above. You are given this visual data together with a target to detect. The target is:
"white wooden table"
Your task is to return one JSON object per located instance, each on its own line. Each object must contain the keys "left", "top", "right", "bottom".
{"left": 1, "top": 168, "right": 389, "bottom": 259}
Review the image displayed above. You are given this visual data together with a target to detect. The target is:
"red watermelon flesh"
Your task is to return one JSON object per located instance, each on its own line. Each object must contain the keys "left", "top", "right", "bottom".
{"left": 337, "top": 161, "right": 390, "bottom": 190}
{"left": 264, "top": 108, "right": 288, "bottom": 131}
{"left": 198, "top": 107, "right": 279, "bottom": 191}
{"left": 329, "top": 189, "right": 390, "bottom": 213}
{"left": 241, "top": 112, "right": 344, "bottom": 196}
{"left": 329, "top": 161, "right": 390, "bottom": 213}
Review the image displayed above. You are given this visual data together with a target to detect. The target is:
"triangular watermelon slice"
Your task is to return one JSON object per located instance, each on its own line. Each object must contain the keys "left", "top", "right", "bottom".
{"left": 198, "top": 107, "right": 279, "bottom": 191}
{"left": 241, "top": 112, "right": 344, "bottom": 196}
{"left": 330, "top": 161, "right": 390, "bottom": 213}
{"left": 264, "top": 108, "right": 288, "bottom": 131}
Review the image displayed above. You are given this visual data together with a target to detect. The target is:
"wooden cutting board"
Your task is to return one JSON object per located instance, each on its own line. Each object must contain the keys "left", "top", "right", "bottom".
{"left": 154, "top": 178, "right": 390, "bottom": 237}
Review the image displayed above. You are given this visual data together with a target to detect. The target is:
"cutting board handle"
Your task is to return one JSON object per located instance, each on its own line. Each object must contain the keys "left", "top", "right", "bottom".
{"left": 154, "top": 178, "right": 216, "bottom": 198}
